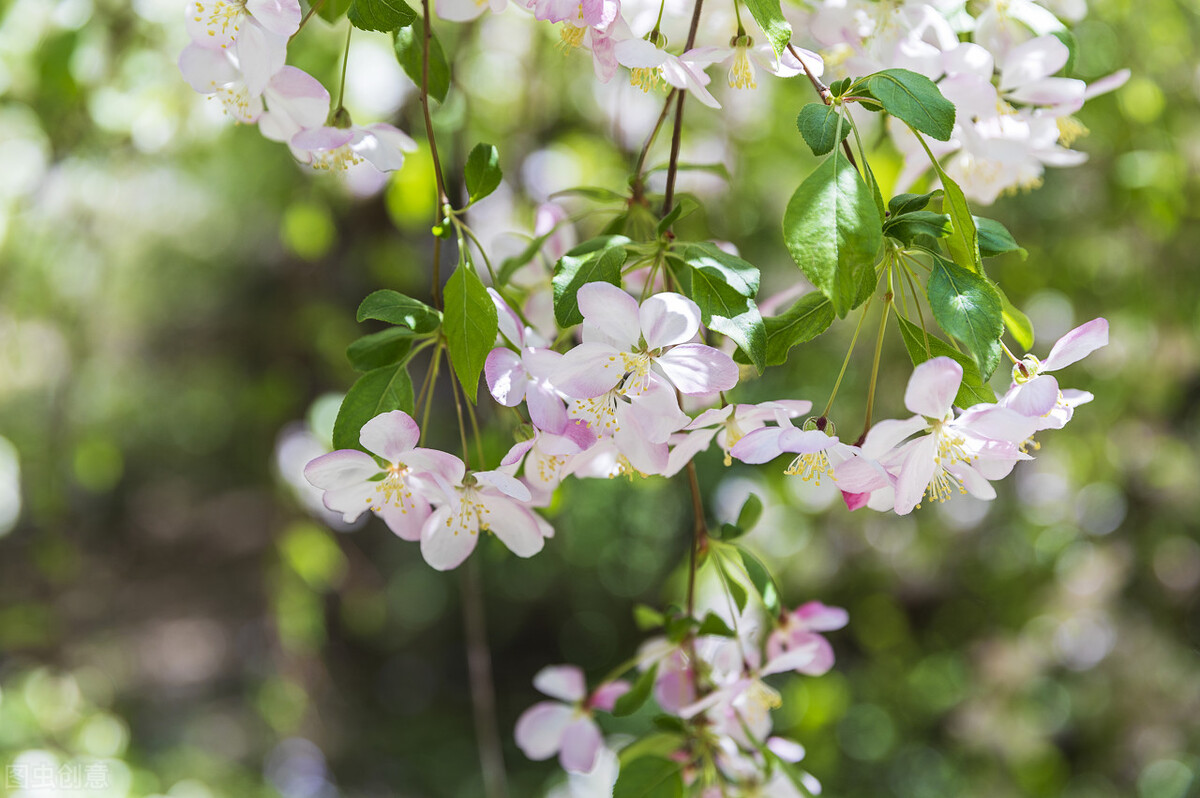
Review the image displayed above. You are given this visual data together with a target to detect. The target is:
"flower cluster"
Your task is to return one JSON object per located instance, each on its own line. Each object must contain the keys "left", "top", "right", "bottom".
{"left": 801, "top": 0, "right": 1129, "bottom": 203}
{"left": 178, "top": 0, "right": 416, "bottom": 172}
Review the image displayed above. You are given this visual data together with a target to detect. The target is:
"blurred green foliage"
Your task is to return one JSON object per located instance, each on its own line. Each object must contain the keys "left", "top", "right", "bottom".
{"left": 0, "top": 0, "right": 1198, "bottom": 796}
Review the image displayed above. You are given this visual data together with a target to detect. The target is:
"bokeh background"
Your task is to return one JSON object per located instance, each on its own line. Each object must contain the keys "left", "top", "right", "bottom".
{"left": 0, "top": 0, "right": 1197, "bottom": 796}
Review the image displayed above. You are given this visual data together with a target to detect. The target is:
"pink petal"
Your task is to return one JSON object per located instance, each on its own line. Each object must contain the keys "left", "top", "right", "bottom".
{"left": 761, "top": 639, "right": 822, "bottom": 676}
{"left": 178, "top": 44, "right": 239, "bottom": 92}
{"left": 655, "top": 344, "right": 739, "bottom": 395}
{"left": 859, "top": 416, "right": 926, "bottom": 459}
{"left": 1004, "top": 375, "right": 1059, "bottom": 417}
{"left": 245, "top": 0, "right": 301, "bottom": 37}
{"left": 577, "top": 283, "right": 640, "bottom": 349}
{"left": 841, "top": 490, "right": 870, "bottom": 511}
{"left": 554, "top": 342, "right": 625, "bottom": 399}
{"left": 588, "top": 681, "right": 630, "bottom": 712}
{"left": 304, "top": 449, "right": 378, "bottom": 490}
{"left": 639, "top": 292, "right": 701, "bottom": 349}
{"left": 403, "top": 448, "right": 467, "bottom": 485}
{"left": 1043, "top": 318, "right": 1108, "bottom": 372}
{"left": 730, "top": 427, "right": 786, "bottom": 464}
{"left": 514, "top": 702, "right": 573, "bottom": 760}
{"left": 359, "top": 410, "right": 420, "bottom": 463}
{"left": 948, "top": 462, "right": 996, "bottom": 500}
{"left": 533, "top": 665, "right": 587, "bottom": 702}
{"left": 904, "top": 357, "right": 962, "bottom": 418}
{"left": 293, "top": 126, "right": 354, "bottom": 152}
{"left": 378, "top": 499, "right": 431, "bottom": 541}
{"left": 485, "top": 348, "right": 530, "bottom": 407}
{"left": 234, "top": 22, "right": 286, "bottom": 96}
{"left": 623, "top": 377, "right": 689, "bottom": 444}
{"left": 559, "top": 718, "right": 604, "bottom": 774}
{"left": 794, "top": 601, "right": 849, "bottom": 631}
{"left": 478, "top": 494, "right": 544, "bottom": 558}
{"left": 419, "top": 504, "right": 478, "bottom": 570}
{"left": 777, "top": 428, "right": 836, "bottom": 455}
{"left": 500, "top": 439, "right": 535, "bottom": 469}
{"left": 1084, "top": 69, "right": 1130, "bottom": 100}
{"left": 665, "top": 428, "right": 718, "bottom": 476}
{"left": 894, "top": 436, "right": 939, "bottom": 515}
{"left": 263, "top": 66, "right": 330, "bottom": 129}
{"left": 353, "top": 123, "right": 417, "bottom": 172}
{"left": 830, "top": 456, "right": 890, "bottom": 494}
{"left": 476, "top": 470, "right": 532, "bottom": 502}
{"left": 527, "top": 384, "right": 569, "bottom": 435}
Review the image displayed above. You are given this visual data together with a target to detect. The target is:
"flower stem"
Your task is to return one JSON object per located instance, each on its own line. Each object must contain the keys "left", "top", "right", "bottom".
{"left": 860, "top": 292, "right": 893, "bottom": 441}
{"left": 461, "top": 558, "right": 509, "bottom": 798}
{"left": 632, "top": 90, "right": 678, "bottom": 204}
{"left": 821, "top": 297, "right": 872, "bottom": 418}
{"left": 335, "top": 24, "right": 352, "bottom": 112}
{"left": 420, "top": 0, "right": 451, "bottom": 306}
{"left": 684, "top": 460, "right": 707, "bottom": 620}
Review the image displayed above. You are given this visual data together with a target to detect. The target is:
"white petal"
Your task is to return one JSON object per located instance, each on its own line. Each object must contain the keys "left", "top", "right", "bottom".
{"left": 577, "top": 282, "right": 641, "bottom": 349}
{"left": 419, "top": 503, "right": 478, "bottom": 570}
{"left": 478, "top": 494, "right": 544, "bottom": 558}
{"left": 904, "top": 357, "right": 962, "bottom": 418}
{"left": 514, "top": 702, "right": 573, "bottom": 760}
{"left": 533, "top": 665, "right": 587, "bottom": 702}
{"left": 559, "top": 718, "right": 604, "bottom": 774}
{"left": 1043, "top": 317, "right": 1108, "bottom": 372}
{"left": 655, "top": 344, "right": 739, "bottom": 395}
{"left": 359, "top": 410, "right": 420, "bottom": 463}
{"left": 639, "top": 292, "right": 701, "bottom": 349}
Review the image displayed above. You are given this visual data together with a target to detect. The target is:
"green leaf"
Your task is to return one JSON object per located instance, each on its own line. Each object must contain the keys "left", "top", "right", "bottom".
{"left": 973, "top": 216, "right": 1026, "bottom": 258}
{"left": 619, "top": 732, "right": 686, "bottom": 765}
{"left": 741, "top": 0, "right": 792, "bottom": 57}
{"left": 674, "top": 257, "right": 767, "bottom": 372}
{"left": 633, "top": 604, "right": 665, "bottom": 631}
{"left": 356, "top": 290, "right": 441, "bottom": 332}
{"left": 865, "top": 68, "right": 956, "bottom": 141}
{"left": 348, "top": 0, "right": 415, "bottom": 31}
{"left": 665, "top": 614, "right": 697, "bottom": 643}
{"left": 735, "top": 545, "right": 781, "bottom": 615}
{"left": 496, "top": 231, "right": 555, "bottom": 285}
{"left": 550, "top": 186, "right": 628, "bottom": 203}
{"left": 883, "top": 210, "right": 952, "bottom": 244}
{"left": 346, "top": 327, "right": 415, "bottom": 371}
{"left": 443, "top": 264, "right": 498, "bottom": 402}
{"left": 927, "top": 254, "right": 1004, "bottom": 378}
{"left": 552, "top": 242, "right": 627, "bottom": 328}
{"left": 937, "top": 169, "right": 983, "bottom": 274}
{"left": 317, "top": 0, "right": 353, "bottom": 23}
{"left": 612, "top": 662, "right": 658, "bottom": 717}
{"left": 464, "top": 143, "right": 502, "bottom": 203}
{"left": 895, "top": 315, "right": 996, "bottom": 408}
{"left": 697, "top": 612, "right": 736, "bottom": 637}
{"left": 725, "top": 567, "right": 748, "bottom": 614}
{"left": 887, "top": 190, "right": 942, "bottom": 217}
{"left": 393, "top": 21, "right": 450, "bottom": 104}
{"left": 716, "top": 522, "right": 745, "bottom": 541}
{"left": 674, "top": 242, "right": 760, "bottom": 297}
{"left": 783, "top": 150, "right": 883, "bottom": 318}
{"left": 613, "top": 756, "right": 684, "bottom": 798}
{"left": 737, "top": 493, "right": 763, "bottom": 532}
{"left": 796, "top": 102, "right": 850, "bottom": 157}
{"left": 331, "top": 363, "right": 415, "bottom": 451}
{"left": 997, "top": 286, "right": 1034, "bottom": 351}
{"left": 748, "top": 292, "right": 834, "bottom": 367}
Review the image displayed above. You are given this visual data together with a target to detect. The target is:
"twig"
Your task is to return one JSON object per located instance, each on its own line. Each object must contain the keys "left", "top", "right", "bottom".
{"left": 661, "top": 0, "right": 706, "bottom": 217}
{"left": 461, "top": 559, "right": 509, "bottom": 798}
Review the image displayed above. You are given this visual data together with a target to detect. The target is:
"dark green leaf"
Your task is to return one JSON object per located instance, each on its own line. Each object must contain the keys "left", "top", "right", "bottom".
{"left": 356, "top": 290, "right": 441, "bottom": 332}
{"left": 937, "top": 169, "right": 983, "bottom": 274}
{"left": 735, "top": 545, "right": 781, "bottom": 615}
{"left": 697, "top": 612, "right": 736, "bottom": 637}
{"left": 464, "top": 143, "right": 502, "bottom": 203}
{"left": 348, "top": 0, "right": 415, "bottom": 31}
{"left": 665, "top": 614, "right": 697, "bottom": 644}
{"left": 612, "top": 663, "right": 658, "bottom": 717}
{"left": 884, "top": 210, "right": 952, "bottom": 244}
{"left": 725, "top": 566, "right": 748, "bottom": 614}
{"left": 332, "top": 363, "right": 414, "bottom": 450}
{"left": 865, "top": 68, "right": 956, "bottom": 141}
{"left": 736, "top": 493, "right": 763, "bottom": 532}
{"left": 633, "top": 604, "right": 665, "bottom": 631}
{"left": 674, "top": 241, "right": 760, "bottom": 297}
{"left": 741, "top": 292, "right": 834, "bottom": 367}
{"left": 829, "top": 77, "right": 852, "bottom": 98}
{"left": 346, "top": 327, "right": 415, "bottom": 371}
{"left": 796, "top": 102, "right": 850, "bottom": 157}
{"left": 927, "top": 254, "right": 1004, "bottom": 378}
{"left": 443, "top": 264, "right": 498, "bottom": 402}
{"left": 717, "top": 522, "right": 746, "bottom": 541}
{"left": 552, "top": 243, "right": 627, "bottom": 327}
{"left": 393, "top": 21, "right": 449, "bottom": 104}
{"left": 973, "top": 216, "right": 1026, "bottom": 258}
{"left": 887, "top": 190, "right": 942, "bottom": 217}
{"left": 741, "top": 0, "right": 791, "bottom": 57}
{"left": 613, "top": 756, "right": 684, "bottom": 798}
{"left": 895, "top": 315, "right": 996, "bottom": 407}
{"left": 997, "top": 286, "right": 1034, "bottom": 351}
{"left": 783, "top": 150, "right": 883, "bottom": 317}
{"left": 677, "top": 257, "right": 767, "bottom": 372}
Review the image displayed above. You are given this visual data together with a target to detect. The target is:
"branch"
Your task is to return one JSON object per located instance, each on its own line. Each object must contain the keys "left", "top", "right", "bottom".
{"left": 661, "top": 0, "right": 706, "bottom": 216}
{"left": 421, "top": 0, "right": 451, "bottom": 307}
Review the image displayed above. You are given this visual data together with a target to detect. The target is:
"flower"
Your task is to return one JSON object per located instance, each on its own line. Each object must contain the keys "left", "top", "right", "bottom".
{"left": 685, "top": 37, "right": 822, "bottom": 91}
{"left": 185, "top": 0, "right": 301, "bottom": 94}
{"left": 730, "top": 412, "right": 853, "bottom": 486}
{"left": 178, "top": 44, "right": 264, "bottom": 123}
{"left": 766, "top": 601, "right": 848, "bottom": 676}
{"left": 291, "top": 122, "right": 418, "bottom": 173}
{"left": 666, "top": 400, "right": 812, "bottom": 476}
{"left": 613, "top": 38, "right": 722, "bottom": 108}
{"left": 303, "top": 410, "right": 465, "bottom": 540}
{"left": 500, "top": 422, "right": 597, "bottom": 504}
{"left": 515, "top": 665, "right": 629, "bottom": 774}
{"left": 1001, "top": 317, "right": 1108, "bottom": 428}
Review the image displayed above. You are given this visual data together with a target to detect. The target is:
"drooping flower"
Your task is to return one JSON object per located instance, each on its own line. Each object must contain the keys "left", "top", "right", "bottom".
{"left": 178, "top": 44, "right": 265, "bottom": 123}
{"left": 303, "top": 410, "right": 464, "bottom": 540}
{"left": 500, "top": 421, "right": 597, "bottom": 504}
{"left": 515, "top": 665, "right": 630, "bottom": 774}
{"left": 185, "top": 0, "right": 301, "bottom": 94}
{"left": 731, "top": 413, "right": 853, "bottom": 486}
{"left": 1001, "top": 317, "right": 1108, "bottom": 429}
{"left": 291, "top": 121, "right": 418, "bottom": 173}
{"left": 685, "top": 36, "right": 822, "bottom": 91}
{"left": 665, "top": 400, "right": 812, "bottom": 476}
{"left": 613, "top": 38, "right": 722, "bottom": 108}
{"left": 766, "top": 601, "right": 848, "bottom": 676}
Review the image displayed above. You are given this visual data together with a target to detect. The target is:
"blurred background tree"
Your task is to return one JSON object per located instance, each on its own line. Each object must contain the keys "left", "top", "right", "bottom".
{"left": 0, "top": 0, "right": 1197, "bottom": 796}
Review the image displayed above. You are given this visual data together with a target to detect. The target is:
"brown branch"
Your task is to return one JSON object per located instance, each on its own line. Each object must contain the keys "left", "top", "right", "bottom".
{"left": 660, "top": 0, "right": 706, "bottom": 216}
{"left": 632, "top": 89, "right": 678, "bottom": 205}
{"left": 462, "top": 559, "right": 509, "bottom": 798}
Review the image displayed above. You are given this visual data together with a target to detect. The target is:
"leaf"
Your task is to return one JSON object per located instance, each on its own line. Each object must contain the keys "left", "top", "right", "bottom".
{"left": 865, "top": 69, "right": 956, "bottom": 141}
{"left": 936, "top": 169, "right": 983, "bottom": 274}
{"left": 783, "top": 150, "right": 883, "bottom": 318}
{"left": 356, "top": 290, "right": 441, "bottom": 332}
{"left": 317, "top": 0, "right": 352, "bottom": 23}
{"left": 332, "top": 363, "right": 414, "bottom": 451}
{"left": 883, "top": 210, "right": 952, "bottom": 245}
{"left": 927, "top": 254, "right": 1004, "bottom": 378}
{"left": 613, "top": 756, "right": 684, "bottom": 798}
{"left": 550, "top": 186, "right": 628, "bottom": 203}
{"left": 443, "top": 264, "right": 498, "bottom": 402}
{"left": 736, "top": 493, "right": 763, "bottom": 532}
{"left": 997, "top": 286, "right": 1034, "bottom": 351}
{"left": 896, "top": 315, "right": 996, "bottom": 408}
{"left": 673, "top": 242, "right": 760, "bottom": 297}
{"left": 796, "top": 102, "right": 850, "bottom": 157}
{"left": 741, "top": 0, "right": 792, "bottom": 57}
{"left": 743, "top": 292, "right": 834, "bottom": 367}
{"left": 633, "top": 604, "right": 665, "bottom": 631}
{"left": 726, "top": 568, "right": 748, "bottom": 614}
{"left": 674, "top": 257, "right": 767, "bottom": 372}
{"left": 887, "top": 190, "right": 942, "bottom": 217}
{"left": 464, "top": 143, "right": 502, "bottom": 203}
{"left": 697, "top": 612, "right": 736, "bottom": 637}
{"left": 716, "top": 522, "right": 745, "bottom": 541}
{"left": 393, "top": 21, "right": 450, "bottom": 104}
{"left": 348, "top": 0, "right": 415, "bottom": 31}
{"left": 346, "top": 327, "right": 415, "bottom": 371}
{"left": 735, "top": 545, "right": 781, "bottom": 615}
{"left": 612, "top": 663, "right": 658, "bottom": 717}
{"left": 973, "top": 216, "right": 1026, "bottom": 258}
{"left": 496, "top": 231, "right": 555, "bottom": 285}
{"left": 552, "top": 243, "right": 627, "bottom": 327}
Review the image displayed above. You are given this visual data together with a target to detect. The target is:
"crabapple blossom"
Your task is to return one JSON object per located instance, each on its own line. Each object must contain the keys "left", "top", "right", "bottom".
{"left": 303, "top": 411, "right": 465, "bottom": 540}
{"left": 291, "top": 122, "right": 418, "bottom": 173}
{"left": 515, "top": 665, "right": 630, "bottom": 774}
{"left": 178, "top": 44, "right": 264, "bottom": 123}
{"left": 766, "top": 601, "right": 848, "bottom": 676}
{"left": 614, "top": 38, "right": 722, "bottom": 108}
{"left": 731, "top": 413, "right": 854, "bottom": 486}
{"left": 500, "top": 421, "right": 597, "bottom": 503}
{"left": 665, "top": 400, "right": 812, "bottom": 476}
{"left": 1001, "top": 317, "right": 1108, "bottom": 428}
{"left": 186, "top": 0, "right": 300, "bottom": 94}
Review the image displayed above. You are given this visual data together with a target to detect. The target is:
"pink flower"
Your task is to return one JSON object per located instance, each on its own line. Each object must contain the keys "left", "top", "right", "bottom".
{"left": 666, "top": 400, "right": 812, "bottom": 475}
{"left": 766, "top": 601, "right": 848, "bottom": 676}
{"left": 613, "top": 38, "right": 722, "bottom": 108}
{"left": 303, "top": 411, "right": 465, "bottom": 540}
{"left": 1001, "top": 317, "right": 1107, "bottom": 428}
{"left": 500, "top": 422, "right": 597, "bottom": 504}
{"left": 291, "top": 122, "right": 418, "bottom": 173}
{"left": 730, "top": 411, "right": 853, "bottom": 486}
{"left": 185, "top": 0, "right": 300, "bottom": 94}
{"left": 515, "top": 665, "right": 629, "bottom": 774}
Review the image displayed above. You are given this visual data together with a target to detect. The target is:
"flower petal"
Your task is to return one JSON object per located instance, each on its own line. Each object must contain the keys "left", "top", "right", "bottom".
{"left": 559, "top": 718, "right": 604, "bottom": 774}
{"left": 304, "top": 449, "right": 378, "bottom": 490}
{"left": 514, "top": 701, "right": 573, "bottom": 761}
{"left": 577, "top": 282, "right": 640, "bottom": 349}
{"left": 904, "top": 357, "right": 962, "bottom": 418}
{"left": 478, "top": 494, "right": 545, "bottom": 558}
{"left": 1000, "top": 35, "right": 1069, "bottom": 91}
{"left": 1043, "top": 317, "right": 1108, "bottom": 372}
{"left": 359, "top": 410, "right": 420, "bottom": 462}
{"left": 485, "top": 348, "right": 530, "bottom": 407}
{"left": 794, "top": 601, "right": 849, "bottom": 631}
{"left": 655, "top": 344, "right": 739, "bottom": 395}
{"left": 639, "top": 292, "right": 701, "bottom": 349}
{"left": 533, "top": 665, "right": 587, "bottom": 702}
{"left": 554, "top": 342, "right": 625, "bottom": 399}
{"left": 1004, "top": 374, "right": 1060, "bottom": 417}
{"left": 893, "top": 436, "right": 939, "bottom": 515}
{"left": 419, "top": 503, "right": 478, "bottom": 570}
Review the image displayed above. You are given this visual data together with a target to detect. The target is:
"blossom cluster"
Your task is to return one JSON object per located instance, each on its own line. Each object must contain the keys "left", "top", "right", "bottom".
{"left": 801, "top": 0, "right": 1130, "bottom": 203}
{"left": 178, "top": 0, "right": 417, "bottom": 172}
{"left": 515, "top": 600, "right": 847, "bottom": 792}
